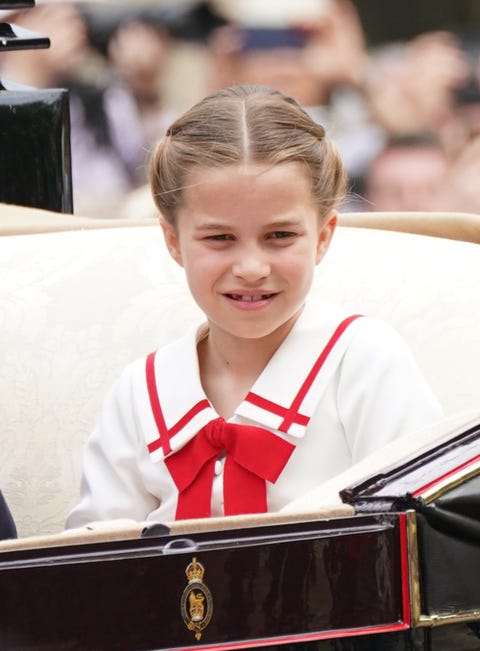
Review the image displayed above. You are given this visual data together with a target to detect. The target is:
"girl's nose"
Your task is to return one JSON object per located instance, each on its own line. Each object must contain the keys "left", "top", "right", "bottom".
{"left": 231, "top": 248, "right": 271, "bottom": 282}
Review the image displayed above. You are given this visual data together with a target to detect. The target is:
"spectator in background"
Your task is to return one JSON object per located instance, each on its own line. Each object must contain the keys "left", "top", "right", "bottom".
{"left": 363, "top": 134, "right": 450, "bottom": 212}
{"left": 360, "top": 23, "right": 477, "bottom": 216}
{"left": 105, "top": 19, "right": 176, "bottom": 150}
{"left": 437, "top": 36, "right": 480, "bottom": 155}
{"left": 361, "top": 31, "right": 480, "bottom": 213}
{"left": 363, "top": 31, "right": 470, "bottom": 139}
{"left": 362, "top": 132, "right": 480, "bottom": 215}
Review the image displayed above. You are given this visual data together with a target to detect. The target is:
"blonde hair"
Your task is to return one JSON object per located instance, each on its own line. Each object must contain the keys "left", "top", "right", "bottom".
{"left": 149, "top": 84, "right": 347, "bottom": 224}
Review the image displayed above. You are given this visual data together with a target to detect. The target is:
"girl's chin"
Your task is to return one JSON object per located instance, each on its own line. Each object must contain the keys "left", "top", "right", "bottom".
{"left": 206, "top": 311, "right": 302, "bottom": 344}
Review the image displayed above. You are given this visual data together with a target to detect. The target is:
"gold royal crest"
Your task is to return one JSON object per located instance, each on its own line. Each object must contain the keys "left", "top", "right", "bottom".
{"left": 181, "top": 557, "right": 213, "bottom": 641}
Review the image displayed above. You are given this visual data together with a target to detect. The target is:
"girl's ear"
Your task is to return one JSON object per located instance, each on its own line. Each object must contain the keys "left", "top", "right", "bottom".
{"left": 160, "top": 218, "right": 184, "bottom": 267}
{"left": 315, "top": 213, "right": 337, "bottom": 265}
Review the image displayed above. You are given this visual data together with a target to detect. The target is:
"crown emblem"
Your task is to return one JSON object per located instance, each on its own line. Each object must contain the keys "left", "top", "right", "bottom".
{"left": 185, "top": 557, "right": 205, "bottom": 583}
{"left": 181, "top": 557, "right": 213, "bottom": 641}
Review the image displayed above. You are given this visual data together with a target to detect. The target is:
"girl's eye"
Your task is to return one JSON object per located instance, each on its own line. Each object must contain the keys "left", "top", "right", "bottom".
{"left": 269, "top": 231, "right": 296, "bottom": 240}
{"left": 206, "top": 234, "right": 234, "bottom": 242}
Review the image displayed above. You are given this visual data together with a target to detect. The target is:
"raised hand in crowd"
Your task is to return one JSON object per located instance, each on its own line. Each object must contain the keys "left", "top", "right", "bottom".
{"left": 364, "top": 30, "right": 470, "bottom": 137}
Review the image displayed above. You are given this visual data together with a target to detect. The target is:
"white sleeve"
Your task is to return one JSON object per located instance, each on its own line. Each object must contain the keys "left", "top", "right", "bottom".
{"left": 65, "top": 365, "right": 159, "bottom": 529}
{"left": 338, "top": 318, "right": 444, "bottom": 463}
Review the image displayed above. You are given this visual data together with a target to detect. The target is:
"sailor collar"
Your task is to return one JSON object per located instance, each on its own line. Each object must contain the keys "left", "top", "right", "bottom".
{"left": 145, "top": 301, "right": 363, "bottom": 462}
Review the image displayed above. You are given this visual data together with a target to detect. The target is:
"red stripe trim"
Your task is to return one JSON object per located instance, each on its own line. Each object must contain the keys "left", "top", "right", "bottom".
{"left": 279, "top": 315, "right": 363, "bottom": 432}
{"left": 399, "top": 513, "right": 412, "bottom": 627}
{"left": 147, "top": 399, "right": 211, "bottom": 454}
{"left": 173, "top": 621, "right": 410, "bottom": 651}
{"left": 168, "top": 399, "right": 211, "bottom": 438}
{"left": 146, "top": 352, "right": 211, "bottom": 455}
{"left": 146, "top": 352, "right": 171, "bottom": 455}
{"left": 245, "top": 392, "right": 309, "bottom": 426}
{"left": 412, "top": 454, "right": 480, "bottom": 498}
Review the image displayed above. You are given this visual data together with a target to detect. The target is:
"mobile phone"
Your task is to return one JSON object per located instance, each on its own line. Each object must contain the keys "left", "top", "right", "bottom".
{"left": 240, "top": 27, "right": 309, "bottom": 51}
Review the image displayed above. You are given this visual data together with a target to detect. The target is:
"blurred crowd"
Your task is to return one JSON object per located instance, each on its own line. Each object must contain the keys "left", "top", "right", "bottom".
{"left": 1, "top": 0, "right": 479, "bottom": 217}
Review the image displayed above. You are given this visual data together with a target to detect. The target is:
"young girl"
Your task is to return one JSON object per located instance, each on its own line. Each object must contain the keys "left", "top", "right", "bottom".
{"left": 66, "top": 85, "right": 442, "bottom": 527}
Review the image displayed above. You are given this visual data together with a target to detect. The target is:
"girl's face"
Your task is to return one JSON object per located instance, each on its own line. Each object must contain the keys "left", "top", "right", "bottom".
{"left": 162, "top": 162, "right": 336, "bottom": 347}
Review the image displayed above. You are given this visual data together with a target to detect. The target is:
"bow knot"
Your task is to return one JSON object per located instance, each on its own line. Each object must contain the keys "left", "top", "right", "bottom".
{"left": 204, "top": 417, "right": 231, "bottom": 449}
{"left": 164, "top": 418, "right": 295, "bottom": 520}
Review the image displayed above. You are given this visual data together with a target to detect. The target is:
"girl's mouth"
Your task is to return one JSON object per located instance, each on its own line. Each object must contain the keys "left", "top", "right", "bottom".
{"left": 226, "top": 293, "right": 276, "bottom": 302}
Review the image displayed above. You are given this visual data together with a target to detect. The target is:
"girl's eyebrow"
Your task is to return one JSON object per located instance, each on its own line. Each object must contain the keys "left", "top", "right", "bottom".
{"left": 267, "top": 218, "right": 302, "bottom": 228}
{"left": 194, "top": 222, "right": 231, "bottom": 232}
{"left": 195, "top": 217, "right": 302, "bottom": 231}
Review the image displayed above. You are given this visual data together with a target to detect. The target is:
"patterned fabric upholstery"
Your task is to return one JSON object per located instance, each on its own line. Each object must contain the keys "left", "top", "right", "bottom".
{"left": 1, "top": 207, "right": 479, "bottom": 537}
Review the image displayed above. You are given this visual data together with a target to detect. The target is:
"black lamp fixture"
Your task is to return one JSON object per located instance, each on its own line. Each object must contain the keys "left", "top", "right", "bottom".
{"left": 0, "top": 0, "right": 73, "bottom": 213}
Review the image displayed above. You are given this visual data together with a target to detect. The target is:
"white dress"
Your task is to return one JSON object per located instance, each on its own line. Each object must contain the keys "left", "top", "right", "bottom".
{"left": 66, "top": 301, "right": 443, "bottom": 528}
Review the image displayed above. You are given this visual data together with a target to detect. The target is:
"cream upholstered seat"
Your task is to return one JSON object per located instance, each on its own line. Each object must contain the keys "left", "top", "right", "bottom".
{"left": 1, "top": 203, "right": 479, "bottom": 538}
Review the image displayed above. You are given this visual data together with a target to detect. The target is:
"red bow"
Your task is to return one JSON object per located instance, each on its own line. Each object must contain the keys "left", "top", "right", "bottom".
{"left": 164, "top": 418, "right": 295, "bottom": 520}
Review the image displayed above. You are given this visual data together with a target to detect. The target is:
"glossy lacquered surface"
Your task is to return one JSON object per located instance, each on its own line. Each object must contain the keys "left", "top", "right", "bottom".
{"left": 342, "top": 418, "right": 480, "bottom": 510}
{"left": 417, "top": 506, "right": 480, "bottom": 617}
{"left": 248, "top": 622, "right": 480, "bottom": 650}
{"left": 0, "top": 85, "right": 73, "bottom": 213}
{"left": 0, "top": 1, "right": 34, "bottom": 10}
{"left": 0, "top": 516, "right": 405, "bottom": 650}
{"left": 0, "top": 22, "right": 50, "bottom": 51}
